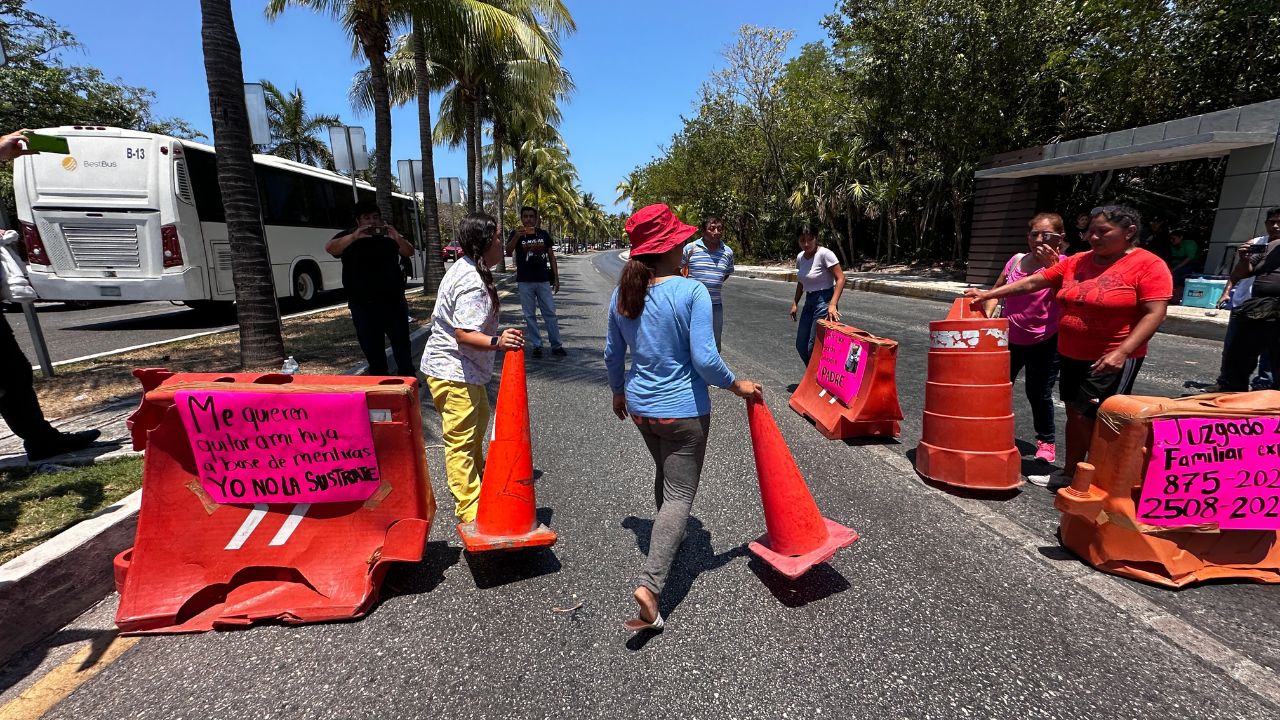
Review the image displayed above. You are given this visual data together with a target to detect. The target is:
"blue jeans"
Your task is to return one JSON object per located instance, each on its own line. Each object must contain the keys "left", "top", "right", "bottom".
{"left": 517, "top": 281, "right": 561, "bottom": 349}
{"left": 795, "top": 288, "right": 833, "bottom": 364}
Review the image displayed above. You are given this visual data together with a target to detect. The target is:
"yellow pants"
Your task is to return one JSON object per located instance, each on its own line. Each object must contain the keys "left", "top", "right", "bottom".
{"left": 427, "top": 376, "right": 490, "bottom": 523}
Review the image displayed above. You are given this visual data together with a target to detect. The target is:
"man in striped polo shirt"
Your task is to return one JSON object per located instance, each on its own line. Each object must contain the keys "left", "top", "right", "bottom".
{"left": 681, "top": 216, "right": 735, "bottom": 349}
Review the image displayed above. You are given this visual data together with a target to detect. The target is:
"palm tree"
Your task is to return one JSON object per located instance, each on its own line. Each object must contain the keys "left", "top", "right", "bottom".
{"left": 266, "top": 0, "right": 397, "bottom": 220}
{"left": 349, "top": 2, "right": 571, "bottom": 286}
{"left": 261, "top": 79, "right": 340, "bottom": 169}
{"left": 200, "top": 0, "right": 285, "bottom": 369}
{"left": 429, "top": 0, "right": 574, "bottom": 213}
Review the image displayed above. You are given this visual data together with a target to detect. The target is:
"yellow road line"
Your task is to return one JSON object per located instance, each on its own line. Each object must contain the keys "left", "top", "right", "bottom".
{"left": 0, "top": 635, "right": 139, "bottom": 720}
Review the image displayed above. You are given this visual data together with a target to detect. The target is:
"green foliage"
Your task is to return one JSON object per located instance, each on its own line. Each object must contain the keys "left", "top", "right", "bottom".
{"left": 626, "top": 3, "right": 1280, "bottom": 264}
{"left": 1, "top": 1, "right": 202, "bottom": 215}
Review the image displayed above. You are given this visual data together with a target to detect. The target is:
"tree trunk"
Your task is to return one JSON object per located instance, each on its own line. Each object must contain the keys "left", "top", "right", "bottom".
{"left": 364, "top": 40, "right": 394, "bottom": 220}
{"left": 495, "top": 139, "right": 507, "bottom": 272}
{"left": 463, "top": 87, "right": 478, "bottom": 213}
{"left": 412, "top": 22, "right": 445, "bottom": 294}
{"left": 200, "top": 0, "right": 284, "bottom": 370}
{"left": 471, "top": 89, "right": 485, "bottom": 213}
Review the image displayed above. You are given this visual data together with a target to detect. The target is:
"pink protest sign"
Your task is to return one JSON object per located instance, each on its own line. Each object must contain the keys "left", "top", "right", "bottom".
{"left": 175, "top": 390, "right": 381, "bottom": 505}
{"left": 1136, "top": 416, "right": 1280, "bottom": 530}
{"left": 815, "top": 329, "right": 869, "bottom": 407}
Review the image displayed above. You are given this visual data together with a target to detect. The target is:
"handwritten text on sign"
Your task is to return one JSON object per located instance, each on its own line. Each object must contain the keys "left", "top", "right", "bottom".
{"left": 1137, "top": 416, "right": 1280, "bottom": 530}
{"left": 176, "top": 390, "right": 381, "bottom": 505}
{"left": 815, "top": 330, "right": 869, "bottom": 407}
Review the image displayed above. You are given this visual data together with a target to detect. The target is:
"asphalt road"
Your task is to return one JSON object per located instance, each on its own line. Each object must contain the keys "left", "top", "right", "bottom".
{"left": 19, "top": 252, "right": 1280, "bottom": 719}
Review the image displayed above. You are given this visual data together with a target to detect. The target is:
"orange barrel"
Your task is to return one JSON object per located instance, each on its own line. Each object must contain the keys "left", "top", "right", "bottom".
{"left": 915, "top": 298, "right": 1021, "bottom": 490}
{"left": 1056, "top": 391, "right": 1280, "bottom": 588}
{"left": 789, "top": 320, "right": 904, "bottom": 439}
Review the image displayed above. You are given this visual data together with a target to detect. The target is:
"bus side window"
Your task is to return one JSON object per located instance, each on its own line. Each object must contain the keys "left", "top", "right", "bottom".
{"left": 303, "top": 176, "right": 335, "bottom": 229}
{"left": 186, "top": 149, "right": 225, "bottom": 223}
{"left": 259, "top": 167, "right": 311, "bottom": 226}
{"left": 329, "top": 181, "right": 354, "bottom": 228}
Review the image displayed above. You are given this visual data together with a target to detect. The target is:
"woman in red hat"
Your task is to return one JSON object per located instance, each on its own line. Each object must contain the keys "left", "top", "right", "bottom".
{"left": 605, "top": 204, "right": 763, "bottom": 633}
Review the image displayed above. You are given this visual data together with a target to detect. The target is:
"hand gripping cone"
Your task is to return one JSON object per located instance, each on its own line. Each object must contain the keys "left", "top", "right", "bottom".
{"left": 745, "top": 398, "right": 858, "bottom": 578}
{"left": 456, "top": 350, "right": 557, "bottom": 552}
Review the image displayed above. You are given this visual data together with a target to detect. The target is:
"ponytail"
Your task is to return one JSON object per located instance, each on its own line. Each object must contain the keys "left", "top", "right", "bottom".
{"left": 616, "top": 256, "right": 656, "bottom": 319}
{"left": 456, "top": 212, "right": 500, "bottom": 319}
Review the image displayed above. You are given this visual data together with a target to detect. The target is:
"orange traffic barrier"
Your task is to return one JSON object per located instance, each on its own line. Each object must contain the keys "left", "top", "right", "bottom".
{"left": 746, "top": 398, "right": 858, "bottom": 579}
{"left": 115, "top": 372, "right": 433, "bottom": 633}
{"left": 1056, "top": 391, "right": 1280, "bottom": 587}
{"left": 915, "top": 299, "right": 1020, "bottom": 491}
{"left": 457, "top": 350, "right": 557, "bottom": 552}
{"left": 789, "top": 320, "right": 903, "bottom": 439}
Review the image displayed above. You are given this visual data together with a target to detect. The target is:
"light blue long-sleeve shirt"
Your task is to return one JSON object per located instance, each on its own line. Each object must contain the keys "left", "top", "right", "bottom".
{"left": 604, "top": 277, "right": 736, "bottom": 418}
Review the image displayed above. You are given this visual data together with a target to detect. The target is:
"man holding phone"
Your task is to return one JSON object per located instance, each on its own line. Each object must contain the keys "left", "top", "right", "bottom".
{"left": 505, "top": 205, "right": 564, "bottom": 358}
{"left": 327, "top": 201, "right": 416, "bottom": 376}
{"left": 1210, "top": 208, "right": 1280, "bottom": 391}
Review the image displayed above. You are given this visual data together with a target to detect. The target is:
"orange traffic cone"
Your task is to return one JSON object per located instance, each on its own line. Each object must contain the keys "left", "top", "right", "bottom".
{"left": 456, "top": 350, "right": 557, "bottom": 552}
{"left": 746, "top": 398, "right": 858, "bottom": 578}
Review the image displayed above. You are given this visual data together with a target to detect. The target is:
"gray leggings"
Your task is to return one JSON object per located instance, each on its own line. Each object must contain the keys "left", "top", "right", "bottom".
{"left": 633, "top": 414, "right": 710, "bottom": 597}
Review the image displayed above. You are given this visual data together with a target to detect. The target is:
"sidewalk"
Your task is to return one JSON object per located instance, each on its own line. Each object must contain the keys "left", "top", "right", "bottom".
{"left": 733, "top": 264, "right": 1230, "bottom": 341}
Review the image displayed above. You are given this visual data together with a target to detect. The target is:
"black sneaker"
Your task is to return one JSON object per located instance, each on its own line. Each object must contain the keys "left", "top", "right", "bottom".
{"left": 26, "top": 429, "right": 102, "bottom": 462}
{"left": 551, "top": 346, "right": 567, "bottom": 357}
{"left": 532, "top": 346, "right": 543, "bottom": 358}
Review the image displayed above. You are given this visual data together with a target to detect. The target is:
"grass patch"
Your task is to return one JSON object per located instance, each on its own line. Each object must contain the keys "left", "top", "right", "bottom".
{"left": 32, "top": 292, "right": 437, "bottom": 418}
{"left": 0, "top": 455, "right": 144, "bottom": 565}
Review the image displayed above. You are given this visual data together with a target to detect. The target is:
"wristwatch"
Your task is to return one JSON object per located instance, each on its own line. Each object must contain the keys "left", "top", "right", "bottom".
{"left": 490, "top": 335, "right": 499, "bottom": 347}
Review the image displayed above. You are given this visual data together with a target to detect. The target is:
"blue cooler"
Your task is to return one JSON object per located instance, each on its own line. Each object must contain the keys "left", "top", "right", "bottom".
{"left": 1181, "top": 276, "right": 1227, "bottom": 309}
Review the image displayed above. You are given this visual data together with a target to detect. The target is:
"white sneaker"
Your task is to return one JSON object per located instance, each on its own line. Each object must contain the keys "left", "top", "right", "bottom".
{"left": 1027, "top": 471, "right": 1071, "bottom": 489}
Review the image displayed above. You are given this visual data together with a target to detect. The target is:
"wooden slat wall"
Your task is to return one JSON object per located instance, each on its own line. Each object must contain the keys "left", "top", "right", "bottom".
{"left": 965, "top": 176, "right": 1052, "bottom": 286}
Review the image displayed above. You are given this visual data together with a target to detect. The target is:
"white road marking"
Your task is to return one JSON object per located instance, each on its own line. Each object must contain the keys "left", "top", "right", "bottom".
{"left": 867, "top": 444, "right": 1280, "bottom": 708}
{"left": 225, "top": 504, "right": 268, "bottom": 550}
{"left": 268, "top": 504, "right": 310, "bottom": 546}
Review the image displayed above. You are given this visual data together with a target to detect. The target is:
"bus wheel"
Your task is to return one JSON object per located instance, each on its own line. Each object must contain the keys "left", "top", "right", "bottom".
{"left": 294, "top": 266, "right": 321, "bottom": 306}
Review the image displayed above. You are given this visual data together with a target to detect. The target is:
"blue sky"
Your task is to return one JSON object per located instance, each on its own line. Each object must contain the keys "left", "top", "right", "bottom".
{"left": 28, "top": 0, "right": 833, "bottom": 211}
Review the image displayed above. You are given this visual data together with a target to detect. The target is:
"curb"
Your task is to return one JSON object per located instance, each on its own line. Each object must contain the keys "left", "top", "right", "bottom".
{"left": 0, "top": 491, "right": 140, "bottom": 664}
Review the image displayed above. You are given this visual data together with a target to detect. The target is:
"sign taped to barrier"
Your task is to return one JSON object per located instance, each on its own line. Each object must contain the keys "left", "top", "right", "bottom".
{"left": 816, "top": 331, "right": 869, "bottom": 407}
{"left": 175, "top": 390, "right": 381, "bottom": 505}
{"left": 1136, "top": 416, "right": 1280, "bottom": 530}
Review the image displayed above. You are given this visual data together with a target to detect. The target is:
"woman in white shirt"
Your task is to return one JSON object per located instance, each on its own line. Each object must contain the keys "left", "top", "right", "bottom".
{"left": 789, "top": 225, "right": 845, "bottom": 364}
{"left": 420, "top": 213, "right": 524, "bottom": 522}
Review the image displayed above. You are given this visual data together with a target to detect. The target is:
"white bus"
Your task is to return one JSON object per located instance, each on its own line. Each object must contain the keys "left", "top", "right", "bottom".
{"left": 11, "top": 126, "right": 421, "bottom": 308}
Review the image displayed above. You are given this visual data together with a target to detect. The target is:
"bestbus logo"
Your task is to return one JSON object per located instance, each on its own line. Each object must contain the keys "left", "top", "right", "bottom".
{"left": 81, "top": 160, "right": 118, "bottom": 169}
{"left": 61, "top": 157, "right": 77, "bottom": 171}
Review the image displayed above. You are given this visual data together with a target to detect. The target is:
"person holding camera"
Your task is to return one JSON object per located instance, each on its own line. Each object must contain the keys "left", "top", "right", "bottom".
{"left": 506, "top": 206, "right": 565, "bottom": 358}
{"left": 327, "top": 201, "right": 416, "bottom": 376}
{"left": 1213, "top": 208, "right": 1280, "bottom": 391}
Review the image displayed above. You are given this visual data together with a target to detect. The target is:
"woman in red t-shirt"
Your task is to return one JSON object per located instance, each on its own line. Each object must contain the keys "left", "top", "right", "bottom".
{"left": 966, "top": 205, "right": 1172, "bottom": 488}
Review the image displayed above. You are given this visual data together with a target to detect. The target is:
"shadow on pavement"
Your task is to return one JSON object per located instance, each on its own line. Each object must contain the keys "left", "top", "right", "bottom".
{"left": 461, "top": 507, "right": 561, "bottom": 590}
{"left": 620, "top": 515, "right": 748, "bottom": 621}
{"left": 746, "top": 557, "right": 851, "bottom": 608}
{"left": 381, "top": 540, "right": 464, "bottom": 601}
{"left": 0, "top": 627, "right": 120, "bottom": 696}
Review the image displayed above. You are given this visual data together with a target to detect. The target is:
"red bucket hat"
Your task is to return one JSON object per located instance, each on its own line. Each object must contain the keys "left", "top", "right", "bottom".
{"left": 625, "top": 204, "right": 698, "bottom": 257}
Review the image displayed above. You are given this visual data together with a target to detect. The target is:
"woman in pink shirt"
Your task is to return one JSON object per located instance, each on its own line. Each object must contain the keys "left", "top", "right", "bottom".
{"left": 982, "top": 213, "right": 1065, "bottom": 468}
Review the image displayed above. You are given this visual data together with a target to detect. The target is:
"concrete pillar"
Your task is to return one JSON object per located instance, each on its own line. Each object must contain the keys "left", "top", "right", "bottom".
{"left": 1206, "top": 102, "right": 1280, "bottom": 274}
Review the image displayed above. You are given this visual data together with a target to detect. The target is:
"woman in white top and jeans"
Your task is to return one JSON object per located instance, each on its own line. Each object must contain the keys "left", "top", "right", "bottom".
{"left": 790, "top": 225, "right": 845, "bottom": 364}
{"left": 420, "top": 213, "right": 524, "bottom": 522}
